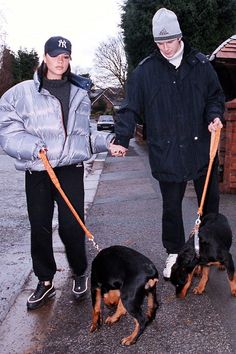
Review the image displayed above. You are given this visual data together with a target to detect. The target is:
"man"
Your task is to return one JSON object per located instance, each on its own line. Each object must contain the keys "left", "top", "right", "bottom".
{"left": 110, "top": 8, "right": 224, "bottom": 279}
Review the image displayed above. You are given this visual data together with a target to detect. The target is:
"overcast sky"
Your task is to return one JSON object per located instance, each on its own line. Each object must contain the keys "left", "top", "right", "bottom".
{"left": 1, "top": 0, "right": 123, "bottom": 73}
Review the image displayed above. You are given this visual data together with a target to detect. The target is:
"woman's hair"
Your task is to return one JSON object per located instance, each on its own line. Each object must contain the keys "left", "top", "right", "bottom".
{"left": 37, "top": 61, "right": 71, "bottom": 92}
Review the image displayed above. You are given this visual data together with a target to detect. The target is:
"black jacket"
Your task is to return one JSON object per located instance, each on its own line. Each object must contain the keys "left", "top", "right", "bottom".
{"left": 114, "top": 42, "right": 225, "bottom": 182}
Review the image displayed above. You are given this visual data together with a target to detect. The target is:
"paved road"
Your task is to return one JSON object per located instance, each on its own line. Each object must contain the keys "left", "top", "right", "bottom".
{"left": 0, "top": 140, "right": 236, "bottom": 354}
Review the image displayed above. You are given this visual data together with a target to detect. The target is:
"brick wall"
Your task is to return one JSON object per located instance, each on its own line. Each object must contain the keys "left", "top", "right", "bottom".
{"left": 219, "top": 99, "right": 236, "bottom": 193}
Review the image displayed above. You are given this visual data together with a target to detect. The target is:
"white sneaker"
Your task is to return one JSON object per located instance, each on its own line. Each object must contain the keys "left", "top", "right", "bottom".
{"left": 163, "top": 254, "right": 178, "bottom": 279}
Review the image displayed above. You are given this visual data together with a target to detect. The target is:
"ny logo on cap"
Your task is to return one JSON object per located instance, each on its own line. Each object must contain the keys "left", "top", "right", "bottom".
{"left": 159, "top": 28, "right": 169, "bottom": 35}
{"left": 58, "top": 39, "right": 67, "bottom": 48}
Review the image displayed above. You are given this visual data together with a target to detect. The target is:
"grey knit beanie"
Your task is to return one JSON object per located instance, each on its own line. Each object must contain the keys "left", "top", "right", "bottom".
{"left": 152, "top": 8, "right": 182, "bottom": 42}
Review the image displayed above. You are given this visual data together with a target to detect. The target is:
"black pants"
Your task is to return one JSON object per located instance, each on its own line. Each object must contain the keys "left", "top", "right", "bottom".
{"left": 25, "top": 164, "right": 87, "bottom": 281}
{"left": 159, "top": 162, "right": 220, "bottom": 254}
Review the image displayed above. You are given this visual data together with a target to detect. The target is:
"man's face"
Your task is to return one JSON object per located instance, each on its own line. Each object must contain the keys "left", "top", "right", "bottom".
{"left": 156, "top": 38, "right": 181, "bottom": 58}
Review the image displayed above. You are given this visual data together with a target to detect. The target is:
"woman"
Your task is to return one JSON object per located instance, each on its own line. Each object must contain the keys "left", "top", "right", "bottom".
{"left": 0, "top": 36, "right": 114, "bottom": 310}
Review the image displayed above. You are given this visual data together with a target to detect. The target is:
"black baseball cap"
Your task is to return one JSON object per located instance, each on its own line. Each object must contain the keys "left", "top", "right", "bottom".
{"left": 44, "top": 36, "right": 72, "bottom": 57}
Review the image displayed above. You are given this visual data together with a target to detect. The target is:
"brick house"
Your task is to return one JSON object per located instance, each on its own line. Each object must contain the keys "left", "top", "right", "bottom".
{"left": 90, "top": 87, "right": 124, "bottom": 119}
{"left": 210, "top": 35, "right": 236, "bottom": 193}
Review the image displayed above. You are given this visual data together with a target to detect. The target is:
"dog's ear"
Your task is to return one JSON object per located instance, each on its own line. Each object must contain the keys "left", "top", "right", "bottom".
{"left": 177, "top": 251, "right": 198, "bottom": 272}
{"left": 178, "top": 248, "right": 195, "bottom": 265}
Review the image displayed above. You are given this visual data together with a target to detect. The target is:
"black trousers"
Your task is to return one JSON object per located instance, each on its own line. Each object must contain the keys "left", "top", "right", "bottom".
{"left": 158, "top": 162, "right": 220, "bottom": 254}
{"left": 25, "top": 164, "right": 87, "bottom": 281}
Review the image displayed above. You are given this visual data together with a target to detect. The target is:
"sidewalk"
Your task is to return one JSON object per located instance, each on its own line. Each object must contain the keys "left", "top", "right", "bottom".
{"left": 1, "top": 139, "right": 236, "bottom": 354}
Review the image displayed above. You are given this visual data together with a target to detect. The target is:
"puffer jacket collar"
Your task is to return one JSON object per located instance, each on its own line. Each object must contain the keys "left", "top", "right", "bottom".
{"left": 69, "top": 73, "right": 92, "bottom": 91}
{"left": 33, "top": 69, "right": 92, "bottom": 93}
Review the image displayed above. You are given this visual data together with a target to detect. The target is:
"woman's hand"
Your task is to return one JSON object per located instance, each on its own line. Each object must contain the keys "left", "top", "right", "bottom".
{"left": 109, "top": 142, "right": 128, "bottom": 157}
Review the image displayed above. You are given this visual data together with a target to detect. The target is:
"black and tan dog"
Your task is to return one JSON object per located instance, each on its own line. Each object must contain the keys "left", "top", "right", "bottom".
{"left": 90, "top": 245, "right": 159, "bottom": 345}
{"left": 170, "top": 213, "right": 236, "bottom": 298}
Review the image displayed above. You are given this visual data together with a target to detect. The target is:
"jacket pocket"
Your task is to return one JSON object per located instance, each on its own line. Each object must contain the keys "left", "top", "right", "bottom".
{"left": 148, "top": 137, "right": 175, "bottom": 175}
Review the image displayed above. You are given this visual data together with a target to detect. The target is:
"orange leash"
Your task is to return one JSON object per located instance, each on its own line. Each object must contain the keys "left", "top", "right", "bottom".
{"left": 194, "top": 127, "right": 221, "bottom": 256}
{"left": 197, "top": 127, "right": 221, "bottom": 217}
{"left": 39, "top": 151, "right": 100, "bottom": 251}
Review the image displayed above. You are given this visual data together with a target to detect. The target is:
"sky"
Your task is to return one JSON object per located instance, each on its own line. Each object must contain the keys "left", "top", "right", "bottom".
{"left": 0, "top": 0, "right": 123, "bottom": 74}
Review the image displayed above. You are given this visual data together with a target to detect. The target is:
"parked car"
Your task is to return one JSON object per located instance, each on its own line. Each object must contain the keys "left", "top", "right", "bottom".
{"left": 97, "top": 115, "right": 114, "bottom": 132}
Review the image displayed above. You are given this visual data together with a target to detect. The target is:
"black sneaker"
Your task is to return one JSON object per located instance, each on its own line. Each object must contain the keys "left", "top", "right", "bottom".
{"left": 72, "top": 275, "right": 88, "bottom": 299}
{"left": 27, "top": 281, "right": 56, "bottom": 310}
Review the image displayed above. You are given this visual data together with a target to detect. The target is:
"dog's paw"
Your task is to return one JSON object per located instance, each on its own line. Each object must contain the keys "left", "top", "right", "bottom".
{"left": 193, "top": 286, "right": 204, "bottom": 295}
{"left": 90, "top": 324, "right": 97, "bottom": 332}
{"left": 121, "top": 335, "right": 136, "bottom": 346}
{"left": 90, "top": 322, "right": 101, "bottom": 332}
{"left": 231, "top": 289, "right": 236, "bottom": 297}
{"left": 105, "top": 315, "right": 118, "bottom": 325}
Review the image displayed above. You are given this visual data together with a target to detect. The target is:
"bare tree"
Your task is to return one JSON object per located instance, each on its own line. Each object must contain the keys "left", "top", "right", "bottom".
{"left": 93, "top": 34, "right": 127, "bottom": 90}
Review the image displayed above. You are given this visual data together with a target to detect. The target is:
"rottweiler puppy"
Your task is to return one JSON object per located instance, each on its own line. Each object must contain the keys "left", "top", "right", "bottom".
{"left": 90, "top": 245, "right": 159, "bottom": 346}
{"left": 170, "top": 213, "right": 236, "bottom": 298}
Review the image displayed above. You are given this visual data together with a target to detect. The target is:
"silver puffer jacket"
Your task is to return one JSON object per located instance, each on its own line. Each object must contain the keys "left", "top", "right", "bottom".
{"left": 0, "top": 72, "right": 113, "bottom": 171}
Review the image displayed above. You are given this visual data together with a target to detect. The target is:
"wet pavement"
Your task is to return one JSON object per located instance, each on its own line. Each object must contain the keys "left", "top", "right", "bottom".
{"left": 0, "top": 139, "right": 236, "bottom": 354}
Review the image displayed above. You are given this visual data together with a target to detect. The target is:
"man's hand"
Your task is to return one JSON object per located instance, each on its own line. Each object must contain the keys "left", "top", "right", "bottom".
{"left": 208, "top": 117, "right": 223, "bottom": 133}
{"left": 109, "top": 142, "right": 128, "bottom": 157}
